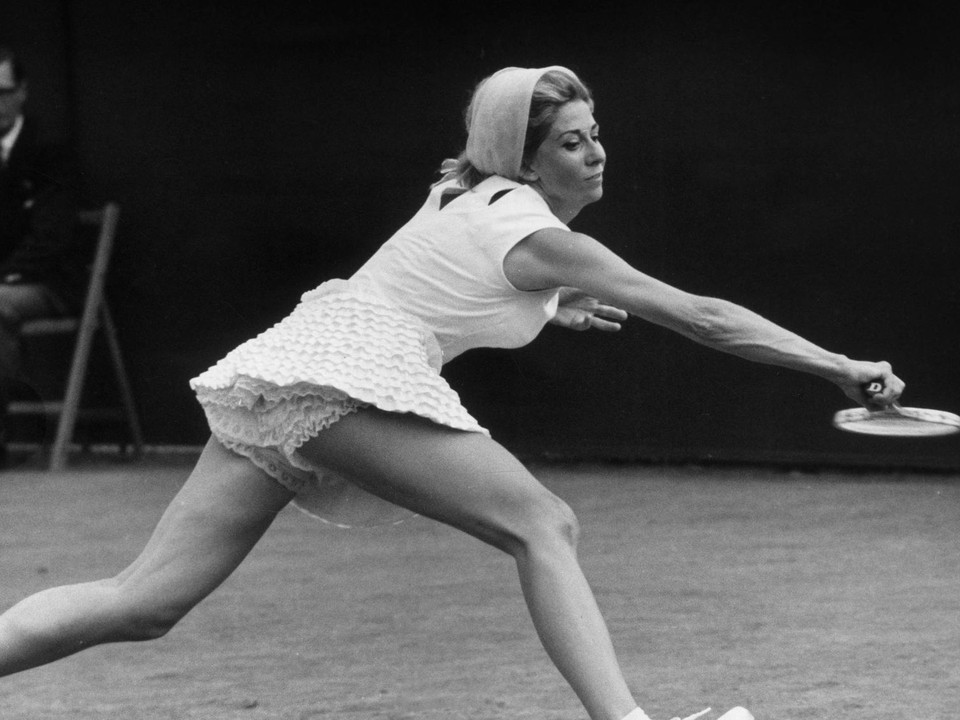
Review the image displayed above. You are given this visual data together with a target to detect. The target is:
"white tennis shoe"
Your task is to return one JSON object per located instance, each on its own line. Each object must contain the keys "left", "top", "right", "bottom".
{"left": 716, "top": 708, "right": 754, "bottom": 720}
{"left": 673, "top": 707, "right": 754, "bottom": 720}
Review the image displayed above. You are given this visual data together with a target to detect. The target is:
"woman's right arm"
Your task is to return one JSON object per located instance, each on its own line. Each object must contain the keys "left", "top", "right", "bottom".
{"left": 504, "top": 228, "right": 903, "bottom": 406}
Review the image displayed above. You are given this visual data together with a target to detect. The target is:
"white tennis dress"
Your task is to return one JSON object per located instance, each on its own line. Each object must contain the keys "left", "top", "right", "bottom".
{"left": 191, "top": 176, "right": 568, "bottom": 526}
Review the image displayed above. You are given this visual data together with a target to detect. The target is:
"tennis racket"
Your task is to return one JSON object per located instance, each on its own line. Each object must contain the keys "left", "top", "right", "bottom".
{"left": 833, "top": 382, "right": 960, "bottom": 437}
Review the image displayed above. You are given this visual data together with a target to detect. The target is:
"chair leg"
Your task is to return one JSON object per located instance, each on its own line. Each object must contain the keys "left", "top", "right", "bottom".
{"left": 48, "top": 311, "right": 101, "bottom": 472}
{"left": 99, "top": 302, "right": 144, "bottom": 457}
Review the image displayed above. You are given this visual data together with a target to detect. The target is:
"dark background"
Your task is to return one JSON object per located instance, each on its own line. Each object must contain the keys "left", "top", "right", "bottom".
{"left": 3, "top": 1, "right": 958, "bottom": 469}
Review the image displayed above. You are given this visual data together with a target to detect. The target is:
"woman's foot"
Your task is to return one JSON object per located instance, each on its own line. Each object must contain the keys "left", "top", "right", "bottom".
{"left": 716, "top": 708, "right": 754, "bottom": 720}
{"left": 671, "top": 707, "right": 754, "bottom": 720}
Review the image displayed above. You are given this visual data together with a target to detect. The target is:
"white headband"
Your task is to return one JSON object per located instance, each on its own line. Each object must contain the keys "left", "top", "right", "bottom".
{"left": 465, "top": 65, "right": 578, "bottom": 180}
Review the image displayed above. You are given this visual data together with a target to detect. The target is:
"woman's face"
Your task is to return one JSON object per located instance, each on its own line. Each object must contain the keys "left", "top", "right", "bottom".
{"left": 523, "top": 99, "right": 605, "bottom": 223}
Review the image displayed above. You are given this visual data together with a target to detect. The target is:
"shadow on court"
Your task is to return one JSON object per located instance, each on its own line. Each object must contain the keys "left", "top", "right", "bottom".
{"left": 0, "top": 456, "right": 957, "bottom": 719}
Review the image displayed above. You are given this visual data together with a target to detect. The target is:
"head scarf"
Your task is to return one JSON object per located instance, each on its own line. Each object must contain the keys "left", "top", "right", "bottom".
{"left": 463, "top": 65, "right": 579, "bottom": 181}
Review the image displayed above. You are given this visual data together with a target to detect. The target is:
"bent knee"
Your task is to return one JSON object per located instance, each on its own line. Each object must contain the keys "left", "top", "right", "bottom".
{"left": 510, "top": 491, "right": 581, "bottom": 554}
{"left": 0, "top": 306, "right": 21, "bottom": 328}
{"left": 104, "top": 579, "right": 193, "bottom": 641}
{"left": 121, "top": 606, "right": 188, "bottom": 641}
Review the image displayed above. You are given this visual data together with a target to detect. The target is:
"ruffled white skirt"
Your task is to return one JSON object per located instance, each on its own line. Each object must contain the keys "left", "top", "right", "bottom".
{"left": 190, "top": 279, "right": 487, "bottom": 527}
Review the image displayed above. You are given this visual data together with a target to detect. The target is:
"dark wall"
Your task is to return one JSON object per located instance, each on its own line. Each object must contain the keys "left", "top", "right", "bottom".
{"left": 4, "top": 2, "right": 959, "bottom": 468}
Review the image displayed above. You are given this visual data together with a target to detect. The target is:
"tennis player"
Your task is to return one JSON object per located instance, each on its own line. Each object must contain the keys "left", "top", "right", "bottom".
{"left": 0, "top": 66, "right": 903, "bottom": 720}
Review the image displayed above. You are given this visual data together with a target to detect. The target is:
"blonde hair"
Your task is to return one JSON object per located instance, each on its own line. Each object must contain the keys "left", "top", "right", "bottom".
{"left": 439, "top": 69, "right": 593, "bottom": 189}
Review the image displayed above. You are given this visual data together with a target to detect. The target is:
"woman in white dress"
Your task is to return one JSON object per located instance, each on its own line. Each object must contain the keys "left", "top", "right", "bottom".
{"left": 0, "top": 65, "right": 902, "bottom": 720}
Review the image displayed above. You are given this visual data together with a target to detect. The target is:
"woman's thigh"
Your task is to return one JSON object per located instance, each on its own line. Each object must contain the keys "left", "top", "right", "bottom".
{"left": 115, "top": 437, "right": 295, "bottom": 614}
{"left": 298, "top": 408, "right": 571, "bottom": 551}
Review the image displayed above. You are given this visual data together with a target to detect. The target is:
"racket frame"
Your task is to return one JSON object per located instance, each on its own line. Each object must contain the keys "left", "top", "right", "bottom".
{"left": 833, "top": 403, "right": 960, "bottom": 437}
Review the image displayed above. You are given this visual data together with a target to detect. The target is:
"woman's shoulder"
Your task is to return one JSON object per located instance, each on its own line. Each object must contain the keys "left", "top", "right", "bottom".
{"left": 424, "top": 175, "right": 519, "bottom": 212}
{"left": 466, "top": 176, "right": 555, "bottom": 214}
{"left": 473, "top": 174, "right": 524, "bottom": 198}
{"left": 423, "top": 175, "right": 562, "bottom": 230}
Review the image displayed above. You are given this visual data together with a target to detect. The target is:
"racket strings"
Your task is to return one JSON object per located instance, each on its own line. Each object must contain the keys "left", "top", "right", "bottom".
{"left": 834, "top": 405, "right": 960, "bottom": 437}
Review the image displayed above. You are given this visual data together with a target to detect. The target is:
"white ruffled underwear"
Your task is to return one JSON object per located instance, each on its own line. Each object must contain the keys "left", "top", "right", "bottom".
{"left": 190, "top": 279, "right": 487, "bottom": 527}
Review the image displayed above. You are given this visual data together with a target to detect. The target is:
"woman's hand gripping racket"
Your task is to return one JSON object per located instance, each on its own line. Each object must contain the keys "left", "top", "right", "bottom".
{"left": 833, "top": 381, "right": 960, "bottom": 437}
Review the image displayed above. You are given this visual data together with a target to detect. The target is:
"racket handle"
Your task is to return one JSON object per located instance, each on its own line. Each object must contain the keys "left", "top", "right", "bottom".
{"left": 863, "top": 380, "right": 900, "bottom": 411}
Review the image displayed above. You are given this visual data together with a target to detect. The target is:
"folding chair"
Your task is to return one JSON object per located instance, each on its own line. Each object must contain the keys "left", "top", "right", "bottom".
{"left": 8, "top": 202, "right": 144, "bottom": 470}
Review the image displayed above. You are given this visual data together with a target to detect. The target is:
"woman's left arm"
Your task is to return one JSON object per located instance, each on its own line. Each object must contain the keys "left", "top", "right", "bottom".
{"left": 551, "top": 288, "right": 628, "bottom": 332}
{"left": 506, "top": 228, "right": 904, "bottom": 407}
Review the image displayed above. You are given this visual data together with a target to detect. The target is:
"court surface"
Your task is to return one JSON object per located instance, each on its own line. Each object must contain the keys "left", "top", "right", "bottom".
{"left": 0, "top": 455, "right": 957, "bottom": 719}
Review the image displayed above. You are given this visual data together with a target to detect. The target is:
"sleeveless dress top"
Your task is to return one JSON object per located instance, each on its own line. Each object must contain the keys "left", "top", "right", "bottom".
{"left": 190, "top": 176, "right": 568, "bottom": 527}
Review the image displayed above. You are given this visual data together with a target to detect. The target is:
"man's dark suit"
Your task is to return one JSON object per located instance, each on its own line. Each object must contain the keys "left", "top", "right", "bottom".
{"left": 0, "top": 117, "right": 82, "bottom": 459}
{"left": 0, "top": 116, "right": 83, "bottom": 311}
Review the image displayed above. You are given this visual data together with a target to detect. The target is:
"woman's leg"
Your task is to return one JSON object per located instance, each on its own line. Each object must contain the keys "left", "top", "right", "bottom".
{"left": 298, "top": 408, "right": 639, "bottom": 720}
{"left": 0, "top": 437, "right": 294, "bottom": 676}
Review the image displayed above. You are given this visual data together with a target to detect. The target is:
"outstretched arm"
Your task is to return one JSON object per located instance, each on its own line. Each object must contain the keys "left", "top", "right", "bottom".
{"left": 505, "top": 228, "right": 903, "bottom": 407}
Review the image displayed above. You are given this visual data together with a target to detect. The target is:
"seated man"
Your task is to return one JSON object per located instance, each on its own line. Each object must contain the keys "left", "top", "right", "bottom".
{"left": 0, "top": 46, "right": 83, "bottom": 463}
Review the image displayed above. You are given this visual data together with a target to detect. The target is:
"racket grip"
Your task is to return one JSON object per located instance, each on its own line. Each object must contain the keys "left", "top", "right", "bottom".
{"left": 863, "top": 381, "right": 884, "bottom": 398}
